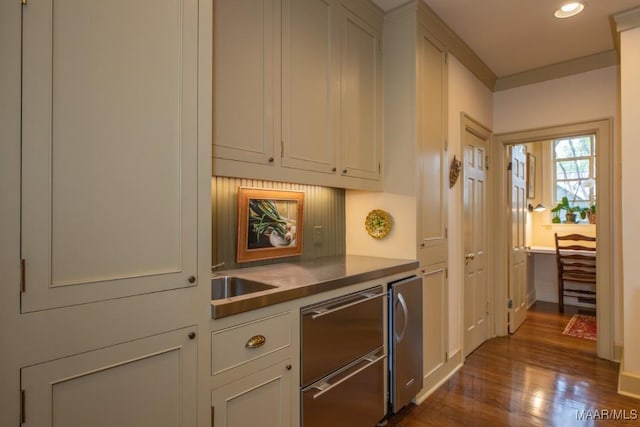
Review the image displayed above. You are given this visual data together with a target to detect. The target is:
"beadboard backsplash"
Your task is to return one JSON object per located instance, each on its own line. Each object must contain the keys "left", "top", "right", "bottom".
{"left": 211, "top": 177, "right": 346, "bottom": 270}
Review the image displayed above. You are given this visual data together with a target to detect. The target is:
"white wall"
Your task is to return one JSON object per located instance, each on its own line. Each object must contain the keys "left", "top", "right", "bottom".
{"left": 620, "top": 26, "right": 640, "bottom": 381}
{"left": 493, "top": 67, "right": 621, "bottom": 349}
{"left": 345, "top": 191, "right": 417, "bottom": 260}
{"left": 493, "top": 66, "right": 618, "bottom": 134}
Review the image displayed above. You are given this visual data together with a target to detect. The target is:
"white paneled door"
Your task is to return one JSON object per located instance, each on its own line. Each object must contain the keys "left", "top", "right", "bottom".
{"left": 20, "top": 0, "right": 199, "bottom": 312}
{"left": 462, "top": 117, "right": 491, "bottom": 357}
{"left": 509, "top": 145, "right": 528, "bottom": 333}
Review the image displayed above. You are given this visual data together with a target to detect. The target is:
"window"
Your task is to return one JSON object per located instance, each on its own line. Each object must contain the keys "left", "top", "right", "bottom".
{"left": 552, "top": 134, "right": 596, "bottom": 223}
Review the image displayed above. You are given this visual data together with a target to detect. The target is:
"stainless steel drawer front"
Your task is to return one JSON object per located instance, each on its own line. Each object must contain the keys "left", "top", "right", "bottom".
{"left": 300, "top": 286, "right": 385, "bottom": 387}
{"left": 301, "top": 348, "right": 386, "bottom": 427}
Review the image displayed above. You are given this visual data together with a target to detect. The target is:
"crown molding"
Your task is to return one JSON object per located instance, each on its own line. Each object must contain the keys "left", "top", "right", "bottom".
{"left": 494, "top": 50, "right": 618, "bottom": 92}
{"left": 414, "top": 0, "right": 496, "bottom": 91}
{"left": 614, "top": 6, "right": 640, "bottom": 32}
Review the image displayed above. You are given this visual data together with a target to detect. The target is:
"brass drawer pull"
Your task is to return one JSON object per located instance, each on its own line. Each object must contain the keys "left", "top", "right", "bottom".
{"left": 246, "top": 335, "right": 266, "bottom": 349}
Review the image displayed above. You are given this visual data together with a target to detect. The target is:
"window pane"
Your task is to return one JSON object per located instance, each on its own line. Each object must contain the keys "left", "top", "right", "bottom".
{"left": 555, "top": 180, "right": 590, "bottom": 204}
{"left": 556, "top": 159, "right": 590, "bottom": 180}
{"left": 554, "top": 137, "right": 591, "bottom": 159}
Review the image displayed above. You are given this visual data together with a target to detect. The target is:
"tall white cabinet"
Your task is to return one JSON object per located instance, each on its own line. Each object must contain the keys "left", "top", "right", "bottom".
{"left": 2, "top": 0, "right": 211, "bottom": 425}
{"left": 383, "top": 0, "right": 452, "bottom": 397}
{"left": 21, "top": 0, "right": 199, "bottom": 312}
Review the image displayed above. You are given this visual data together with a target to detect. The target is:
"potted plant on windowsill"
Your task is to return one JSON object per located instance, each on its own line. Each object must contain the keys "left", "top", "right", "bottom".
{"left": 587, "top": 203, "right": 596, "bottom": 224}
{"left": 551, "top": 197, "right": 587, "bottom": 224}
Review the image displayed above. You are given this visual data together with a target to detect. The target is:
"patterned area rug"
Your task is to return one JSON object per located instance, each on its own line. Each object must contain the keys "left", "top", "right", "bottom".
{"left": 562, "top": 314, "right": 597, "bottom": 340}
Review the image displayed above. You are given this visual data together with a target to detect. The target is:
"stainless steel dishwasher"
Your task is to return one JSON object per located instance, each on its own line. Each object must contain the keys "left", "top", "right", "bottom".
{"left": 300, "top": 285, "right": 386, "bottom": 427}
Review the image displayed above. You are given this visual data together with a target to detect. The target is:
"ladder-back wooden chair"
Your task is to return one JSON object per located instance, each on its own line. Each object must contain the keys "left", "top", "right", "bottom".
{"left": 554, "top": 233, "right": 596, "bottom": 313}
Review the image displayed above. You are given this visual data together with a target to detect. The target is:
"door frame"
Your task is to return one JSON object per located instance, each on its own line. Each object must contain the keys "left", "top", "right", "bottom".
{"left": 492, "top": 119, "right": 614, "bottom": 361}
{"left": 460, "top": 114, "right": 493, "bottom": 356}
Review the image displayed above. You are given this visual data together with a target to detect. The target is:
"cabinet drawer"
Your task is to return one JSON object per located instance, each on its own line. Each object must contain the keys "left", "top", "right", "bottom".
{"left": 212, "top": 312, "right": 291, "bottom": 374}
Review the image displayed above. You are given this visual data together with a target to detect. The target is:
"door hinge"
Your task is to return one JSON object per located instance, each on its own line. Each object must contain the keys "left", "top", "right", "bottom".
{"left": 20, "top": 389, "right": 25, "bottom": 424}
{"left": 485, "top": 155, "right": 490, "bottom": 170}
{"left": 486, "top": 301, "right": 490, "bottom": 315}
{"left": 507, "top": 161, "right": 512, "bottom": 171}
{"left": 445, "top": 351, "right": 449, "bottom": 361}
{"left": 444, "top": 138, "right": 448, "bottom": 151}
{"left": 378, "top": 162, "right": 381, "bottom": 174}
{"left": 445, "top": 268, "right": 448, "bottom": 279}
{"left": 508, "top": 299, "right": 513, "bottom": 309}
{"left": 20, "top": 258, "right": 26, "bottom": 293}
{"left": 444, "top": 227, "right": 448, "bottom": 239}
{"left": 280, "top": 141, "right": 284, "bottom": 158}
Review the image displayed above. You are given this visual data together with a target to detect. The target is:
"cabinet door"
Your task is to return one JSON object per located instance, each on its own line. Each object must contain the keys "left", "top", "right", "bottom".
{"left": 21, "top": 0, "right": 198, "bottom": 312}
{"left": 21, "top": 327, "right": 197, "bottom": 427}
{"left": 281, "top": 0, "right": 337, "bottom": 174}
{"left": 422, "top": 269, "right": 448, "bottom": 378}
{"left": 213, "top": 0, "right": 278, "bottom": 165}
{"left": 417, "top": 32, "right": 448, "bottom": 267}
{"left": 339, "top": 2, "right": 382, "bottom": 181}
{"left": 212, "top": 359, "right": 292, "bottom": 427}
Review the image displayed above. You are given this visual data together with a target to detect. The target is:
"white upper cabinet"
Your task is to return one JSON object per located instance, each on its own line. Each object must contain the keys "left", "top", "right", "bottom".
{"left": 281, "top": 0, "right": 338, "bottom": 174}
{"left": 213, "top": 0, "right": 383, "bottom": 190}
{"left": 339, "top": 1, "right": 383, "bottom": 181}
{"left": 20, "top": 0, "right": 199, "bottom": 312}
{"left": 213, "top": 0, "right": 278, "bottom": 165}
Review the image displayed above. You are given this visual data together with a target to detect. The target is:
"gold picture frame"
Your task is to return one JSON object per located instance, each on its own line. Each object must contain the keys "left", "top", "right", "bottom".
{"left": 526, "top": 153, "right": 536, "bottom": 199}
{"left": 237, "top": 188, "right": 304, "bottom": 263}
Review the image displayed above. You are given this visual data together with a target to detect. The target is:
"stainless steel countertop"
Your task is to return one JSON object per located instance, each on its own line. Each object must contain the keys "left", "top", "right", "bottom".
{"left": 211, "top": 255, "right": 419, "bottom": 319}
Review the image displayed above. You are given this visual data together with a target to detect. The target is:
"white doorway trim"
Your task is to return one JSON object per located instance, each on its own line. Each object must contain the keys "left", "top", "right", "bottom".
{"left": 492, "top": 119, "right": 614, "bottom": 361}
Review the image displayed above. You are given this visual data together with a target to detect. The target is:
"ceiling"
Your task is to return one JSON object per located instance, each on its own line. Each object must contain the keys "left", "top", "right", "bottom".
{"left": 373, "top": 0, "right": 640, "bottom": 78}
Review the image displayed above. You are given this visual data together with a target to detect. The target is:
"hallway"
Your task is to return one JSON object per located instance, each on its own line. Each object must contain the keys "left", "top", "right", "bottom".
{"left": 387, "top": 302, "right": 638, "bottom": 426}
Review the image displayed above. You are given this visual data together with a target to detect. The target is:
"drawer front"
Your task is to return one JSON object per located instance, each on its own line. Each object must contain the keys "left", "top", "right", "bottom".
{"left": 212, "top": 312, "right": 291, "bottom": 374}
{"left": 300, "top": 285, "right": 385, "bottom": 386}
{"left": 301, "top": 349, "right": 386, "bottom": 427}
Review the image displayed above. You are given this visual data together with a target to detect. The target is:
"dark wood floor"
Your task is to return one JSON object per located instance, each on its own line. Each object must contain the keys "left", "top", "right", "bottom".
{"left": 387, "top": 302, "right": 639, "bottom": 426}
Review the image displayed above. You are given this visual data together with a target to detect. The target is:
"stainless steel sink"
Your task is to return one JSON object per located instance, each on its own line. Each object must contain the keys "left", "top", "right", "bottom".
{"left": 211, "top": 276, "right": 277, "bottom": 300}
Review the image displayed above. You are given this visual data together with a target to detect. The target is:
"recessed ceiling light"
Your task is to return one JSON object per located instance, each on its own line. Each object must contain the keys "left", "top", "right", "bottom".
{"left": 554, "top": 2, "right": 585, "bottom": 18}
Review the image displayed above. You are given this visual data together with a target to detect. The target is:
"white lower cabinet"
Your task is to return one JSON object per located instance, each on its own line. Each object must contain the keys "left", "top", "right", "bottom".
{"left": 211, "top": 359, "right": 293, "bottom": 427}
{"left": 20, "top": 327, "right": 197, "bottom": 427}
{"left": 210, "top": 310, "right": 295, "bottom": 427}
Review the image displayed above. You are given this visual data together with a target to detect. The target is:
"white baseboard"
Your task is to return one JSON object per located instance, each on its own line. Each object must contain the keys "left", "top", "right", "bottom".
{"left": 619, "top": 369, "right": 640, "bottom": 399}
{"left": 619, "top": 354, "right": 640, "bottom": 399}
{"left": 414, "top": 349, "right": 463, "bottom": 405}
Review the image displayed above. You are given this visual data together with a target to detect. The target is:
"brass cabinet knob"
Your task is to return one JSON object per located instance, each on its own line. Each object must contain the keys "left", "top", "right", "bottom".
{"left": 188, "top": 331, "right": 196, "bottom": 340}
{"left": 286, "top": 364, "right": 292, "bottom": 371}
{"left": 187, "top": 275, "right": 196, "bottom": 284}
{"left": 268, "top": 157, "right": 274, "bottom": 163}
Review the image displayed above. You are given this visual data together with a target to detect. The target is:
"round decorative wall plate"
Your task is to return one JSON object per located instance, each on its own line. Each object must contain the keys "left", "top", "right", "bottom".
{"left": 365, "top": 209, "right": 392, "bottom": 239}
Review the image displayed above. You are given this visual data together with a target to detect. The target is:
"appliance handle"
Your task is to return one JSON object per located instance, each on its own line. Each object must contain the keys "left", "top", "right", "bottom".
{"left": 308, "top": 353, "right": 387, "bottom": 400}
{"left": 307, "top": 291, "right": 385, "bottom": 320}
{"left": 396, "top": 292, "right": 409, "bottom": 342}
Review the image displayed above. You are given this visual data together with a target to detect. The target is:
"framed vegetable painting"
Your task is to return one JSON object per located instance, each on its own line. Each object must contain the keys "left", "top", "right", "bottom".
{"left": 237, "top": 188, "right": 304, "bottom": 263}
